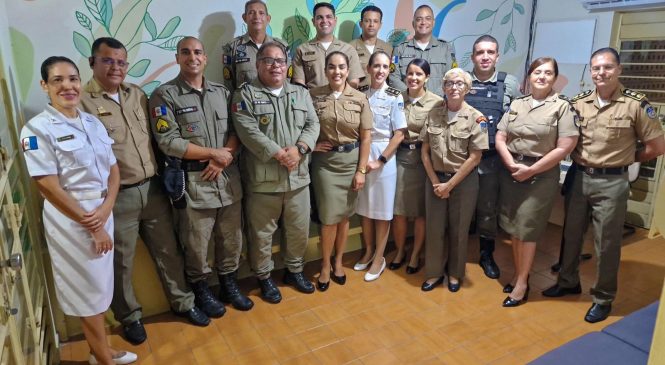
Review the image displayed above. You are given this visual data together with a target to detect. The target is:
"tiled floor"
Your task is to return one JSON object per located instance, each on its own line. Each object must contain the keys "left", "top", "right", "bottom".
{"left": 60, "top": 224, "right": 665, "bottom": 364}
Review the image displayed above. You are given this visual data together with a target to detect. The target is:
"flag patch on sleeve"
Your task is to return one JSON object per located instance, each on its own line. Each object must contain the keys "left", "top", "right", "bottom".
{"left": 22, "top": 136, "right": 38, "bottom": 151}
{"left": 231, "top": 101, "right": 247, "bottom": 112}
{"left": 152, "top": 105, "right": 167, "bottom": 118}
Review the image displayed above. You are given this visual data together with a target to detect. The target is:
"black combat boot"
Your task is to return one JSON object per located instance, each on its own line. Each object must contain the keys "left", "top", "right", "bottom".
{"left": 479, "top": 237, "right": 500, "bottom": 279}
{"left": 191, "top": 280, "right": 226, "bottom": 318}
{"left": 219, "top": 271, "right": 254, "bottom": 311}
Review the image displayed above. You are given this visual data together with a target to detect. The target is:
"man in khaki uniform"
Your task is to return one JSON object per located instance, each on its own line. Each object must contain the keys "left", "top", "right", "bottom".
{"left": 232, "top": 42, "right": 320, "bottom": 302}
{"left": 291, "top": 2, "right": 364, "bottom": 89}
{"left": 149, "top": 37, "right": 254, "bottom": 316}
{"left": 221, "top": 0, "right": 290, "bottom": 92}
{"left": 543, "top": 48, "right": 665, "bottom": 323}
{"left": 80, "top": 37, "right": 209, "bottom": 345}
{"left": 390, "top": 5, "right": 456, "bottom": 98}
{"left": 348, "top": 5, "right": 393, "bottom": 90}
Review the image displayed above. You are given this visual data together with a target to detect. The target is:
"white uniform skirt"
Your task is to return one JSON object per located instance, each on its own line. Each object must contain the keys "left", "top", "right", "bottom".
{"left": 356, "top": 140, "right": 397, "bottom": 220}
{"left": 43, "top": 198, "right": 114, "bottom": 316}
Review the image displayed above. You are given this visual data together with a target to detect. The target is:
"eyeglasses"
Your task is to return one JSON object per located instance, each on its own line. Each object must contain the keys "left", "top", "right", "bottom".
{"left": 444, "top": 81, "right": 466, "bottom": 89}
{"left": 590, "top": 65, "right": 617, "bottom": 74}
{"left": 259, "top": 57, "right": 287, "bottom": 66}
{"left": 97, "top": 57, "right": 130, "bottom": 68}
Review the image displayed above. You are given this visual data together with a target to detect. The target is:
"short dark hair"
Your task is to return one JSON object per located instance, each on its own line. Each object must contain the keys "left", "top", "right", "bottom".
{"left": 406, "top": 58, "right": 431, "bottom": 77}
{"left": 325, "top": 51, "right": 348, "bottom": 67}
{"left": 414, "top": 4, "right": 433, "bottom": 16}
{"left": 368, "top": 51, "right": 390, "bottom": 66}
{"left": 244, "top": 0, "right": 268, "bottom": 15}
{"left": 472, "top": 35, "right": 499, "bottom": 54}
{"left": 314, "top": 2, "right": 335, "bottom": 16}
{"left": 41, "top": 56, "right": 79, "bottom": 82}
{"left": 528, "top": 57, "right": 559, "bottom": 77}
{"left": 361, "top": 5, "right": 382, "bottom": 21}
{"left": 91, "top": 37, "right": 127, "bottom": 56}
{"left": 176, "top": 36, "right": 205, "bottom": 53}
{"left": 591, "top": 47, "right": 620, "bottom": 65}
{"left": 256, "top": 42, "right": 286, "bottom": 61}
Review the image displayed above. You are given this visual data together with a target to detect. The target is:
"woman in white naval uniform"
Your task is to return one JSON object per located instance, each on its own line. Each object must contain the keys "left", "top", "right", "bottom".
{"left": 355, "top": 51, "right": 407, "bottom": 281}
{"left": 20, "top": 57, "right": 136, "bottom": 365}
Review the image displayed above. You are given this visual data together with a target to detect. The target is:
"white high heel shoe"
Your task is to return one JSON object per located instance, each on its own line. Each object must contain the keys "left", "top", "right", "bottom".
{"left": 89, "top": 351, "right": 138, "bottom": 365}
{"left": 353, "top": 253, "right": 375, "bottom": 271}
{"left": 364, "top": 258, "right": 386, "bottom": 282}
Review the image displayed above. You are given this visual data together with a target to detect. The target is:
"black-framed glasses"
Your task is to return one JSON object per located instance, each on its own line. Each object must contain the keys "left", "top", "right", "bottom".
{"left": 444, "top": 81, "right": 466, "bottom": 89}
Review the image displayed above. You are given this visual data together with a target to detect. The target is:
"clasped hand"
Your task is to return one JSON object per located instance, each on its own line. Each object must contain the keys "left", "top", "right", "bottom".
{"left": 274, "top": 146, "right": 301, "bottom": 171}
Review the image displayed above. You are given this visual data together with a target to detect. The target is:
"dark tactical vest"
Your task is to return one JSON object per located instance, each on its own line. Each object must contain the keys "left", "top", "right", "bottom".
{"left": 465, "top": 72, "right": 507, "bottom": 149}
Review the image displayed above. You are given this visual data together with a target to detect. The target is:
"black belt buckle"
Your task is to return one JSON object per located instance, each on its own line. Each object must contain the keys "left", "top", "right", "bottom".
{"left": 408, "top": 143, "right": 417, "bottom": 150}
{"left": 584, "top": 167, "right": 595, "bottom": 175}
{"left": 515, "top": 153, "right": 525, "bottom": 161}
{"left": 436, "top": 171, "right": 455, "bottom": 180}
{"left": 335, "top": 145, "right": 347, "bottom": 152}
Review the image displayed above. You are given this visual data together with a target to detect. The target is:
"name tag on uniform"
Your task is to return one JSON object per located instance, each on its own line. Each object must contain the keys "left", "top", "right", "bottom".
{"left": 304, "top": 51, "right": 316, "bottom": 56}
{"left": 252, "top": 100, "right": 271, "bottom": 105}
{"left": 97, "top": 106, "right": 112, "bottom": 116}
{"left": 175, "top": 106, "right": 198, "bottom": 115}
{"left": 57, "top": 134, "right": 75, "bottom": 142}
{"left": 235, "top": 58, "right": 250, "bottom": 64}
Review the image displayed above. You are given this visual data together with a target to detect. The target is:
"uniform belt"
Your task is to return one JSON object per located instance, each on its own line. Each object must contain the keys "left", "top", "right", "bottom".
{"left": 331, "top": 141, "right": 359, "bottom": 153}
{"left": 435, "top": 171, "right": 456, "bottom": 180}
{"left": 120, "top": 177, "right": 152, "bottom": 190}
{"left": 400, "top": 141, "right": 423, "bottom": 150}
{"left": 69, "top": 189, "right": 108, "bottom": 201}
{"left": 182, "top": 160, "right": 209, "bottom": 171}
{"left": 511, "top": 152, "right": 542, "bottom": 163}
{"left": 482, "top": 149, "right": 498, "bottom": 159}
{"left": 579, "top": 165, "right": 629, "bottom": 175}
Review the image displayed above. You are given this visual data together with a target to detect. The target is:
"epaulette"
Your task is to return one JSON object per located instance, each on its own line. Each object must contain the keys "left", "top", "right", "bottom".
{"left": 558, "top": 94, "right": 572, "bottom": 103}
{"left": 622, "top": 88, "right": 646, "bottom": 101}
{"left": 571, "top": 90, "right": 593, "bottom": 102}
{"left": 357, "top": 85, "right": 369, "bottom": 92}
{"left": 385, "top": 86, "right": 401, "bottom": 96}
{"left": 514, "top": 94, "right": 529, "bottom": 100}
{"left": 238, "top": 82, "right": 248, "bottom": 89}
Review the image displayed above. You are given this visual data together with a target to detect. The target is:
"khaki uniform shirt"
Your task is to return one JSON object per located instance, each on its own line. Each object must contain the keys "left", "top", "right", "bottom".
{"left": 232, "top": 80, "right": 320, "bottom": 193}
{"left": 292, "top": 37, "right": 364, "bottom": 89}
{"left": 80, "top": 79, "right": 155, "bottom": 185}
{"left": 221, "top": 33, "right": 290, "bottom": 92}
{"left": 403, "top": 90, "right": 443, "bottom": 142}
{"left": 572, "top": 85, "right": 663, "bottom": 167}
{"left": 390, "top": 38, "right": 456, "bottom": 98}
{"left": 149, "top": 76, "right": 242, "bottom": 208}
{"left": 349, "top": 37, "right": 393, "bottom": 89}
{"left": 422, "top": 101, "right": 488, "bottom": 173}
{"left": 310, "top": 84, "right": 373, "bottom": 144}
{"left": 497, "top": 93, "right": 579, "bottom": 157}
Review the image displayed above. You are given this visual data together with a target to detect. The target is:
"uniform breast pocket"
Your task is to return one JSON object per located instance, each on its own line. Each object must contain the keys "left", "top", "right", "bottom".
{"left": 215, "top": 109, "right": 229, "bottom": 135}
{"left": 342, "top": 102, "right": 362, "bottom": 126}
{"left": 427, "top": 126, "right": 445, "bottom": 151}
{"left": 448, "top": 128, "right": 471, "bottom": 153}
{"left": 607, "top": 117, "right": 632, "bottom": 139}
{"left": 292, "top": 103, "right": 308, "bottom": 128}
{"left": 96, "top": 133, "right": 115, "bottom": 165}
{"left": 180, "top": 121, "right": 204, "bottom": 140}
{"left": 56, "top": 138, "right": 92, "bottom": 168}
{"left": 371, "top": 104, "right": 391, "bottom": 129}
{"left": 236, "top": 62, "right": 257, "bottom": 84}
{"left": 429, "top": 61, "right": 449, "bottom": 75}
{"left": 134, "top": 109, "right": 150, "bottom": 135}
{"left": 302, "top": 54, "right": 318, "bottom": 74}
{"left": 399, "top": 55, "right": 414, "bottom": 74}
{"left": 101, "top": 117, "right": 125, "bottom": 143}
{"left": 532, "top": 117, "right": 556, "bottom": 141}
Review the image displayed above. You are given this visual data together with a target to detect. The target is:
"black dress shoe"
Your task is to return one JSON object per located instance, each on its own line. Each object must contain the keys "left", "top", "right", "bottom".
{"left": 421, "top": 277, "right": 444, "bottom": 292}
{"left": 219, "top": 271, "right": 254, "bottom": 311}
{"left": 191, "top": 280, "right": 226, "bottom": 318}
{"left": 388, "top": 257, "right": 406, "bottom": 270}
{"left": 316, "top": 279, "right": 330, "bottom": 292}
{"left": 122, "top": 320, "right": 147, "bottom": 345}
{"left": 405, "top": 265, "right": 420, "bottom": 275}
{"left": 283, "top": 271, "right": 315, "bottom": 294}
{"left": 503, "top": 283, "right": 514, "bottom": 293}
{"left": 448, "top": 279, "right": 461, "bottom": 293}
{"left": 542, "top": 283, "right": 582, "bottom": 297}
{"left": 502, "top": 295, "right": 527, "bottom": 307}
{"left": 331, "top": 272, "right": 346, "bottom": 285}
{"left": 479, "top": 254, "right": 500, "bottom": 279}
{"left": 258, "top": 277, "right": 282, "bottom": 303}
{"left": 176, "top": 307, "right": 210, "bottom": 327}
{"left": 584, "top": 303, "right": 612, "bottom": 323}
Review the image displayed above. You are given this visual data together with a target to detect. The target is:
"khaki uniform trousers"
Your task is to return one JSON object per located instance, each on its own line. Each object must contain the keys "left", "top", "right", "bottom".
{"left": 244, "top": 186, "right": 310, "bottom": 277}
{"left": 178, "top": 201, "right": 243, "bottom": 282}
{"left": 425, "top": 170, "right": 479, "bottom": 279}
{"left": 112, "top": 179, "right": 194, "bottom": 324}
{"left": 558, "top": 169, "right": 630, "bottom": 305}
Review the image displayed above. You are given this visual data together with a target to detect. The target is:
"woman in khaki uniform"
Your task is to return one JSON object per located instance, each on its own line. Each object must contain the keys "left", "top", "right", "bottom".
{"left": 390, "top": 59, "right": 443, "bottom": 274}
{"left": 495, "top": 57, "right": 579, "bottom": 307}
{"left": 310, "top": 51, "right": 373, "bottom": 291}
{"left": 421, "top": 68, "right": 488, "bottom": 292}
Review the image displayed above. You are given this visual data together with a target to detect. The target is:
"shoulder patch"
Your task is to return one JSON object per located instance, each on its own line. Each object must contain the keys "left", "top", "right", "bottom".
{"left": 385, "top": 87, "right": 401, "bottom": 97}
{"left": 21, "top": 136, "right": 38, "bottom": 151}
{"left": 571, "top": 89, "right": 593, "bottom": 102}
{"left": 622, "top": 88, "right": 646, "bottom": 101}
{"left": 357, "top": 85, "right": 369, "bottom": 92}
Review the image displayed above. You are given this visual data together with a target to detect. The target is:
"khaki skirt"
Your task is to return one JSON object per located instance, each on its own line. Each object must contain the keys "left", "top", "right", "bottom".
{"left": 498, "top": 165, "right": 560, "bottom": 242}
{"left": 393, "top": 148, "right": 426, "bottom": 218}
{"left": 311, "top": 148, "right": 359, "bottom": 225}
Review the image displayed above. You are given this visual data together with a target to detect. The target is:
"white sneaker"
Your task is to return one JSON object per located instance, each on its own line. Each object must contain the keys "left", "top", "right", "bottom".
{"left": 364, "top": 258, "right": 386, "bottom": 282}
{"left": 89, "top": 351, "right": 138, "bottom": 365}
{"left": 353, "top": 253, "right": 375, "bottom": 271}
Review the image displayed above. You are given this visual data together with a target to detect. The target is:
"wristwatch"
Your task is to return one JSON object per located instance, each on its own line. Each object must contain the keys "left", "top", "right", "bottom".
{"left": 297, "top": 144, "right": 309, "bottom": 155}
{"left": 378, "top": 155, "right": 388, "bottom": 164}
{"left": 357, "top": 167, "right": 367, "bottom": 174}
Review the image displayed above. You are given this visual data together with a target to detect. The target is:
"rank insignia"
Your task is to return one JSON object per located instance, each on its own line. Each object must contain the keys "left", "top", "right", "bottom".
{"left": 152, "top": 105, "right": 167, "bottom": 117}
{"left": 21, "top": 136, "right": 38, "bottom": 151}
{"left": 223, "top": 67, "right": 232, "bottom": 80}
{"left": 236, "top": 51, "right": 247, "bottom": 58}
{"left": 260, "top": 115, "right": 270, "bottom": 125}
{"left": 231, "top": 101, "right": 247, "bottom": 112}
{"left": 97, "top": 106, "right": 112, "bottom": 116}
{"left": 155, "top": 118, "right": 170, "bottom": 133}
